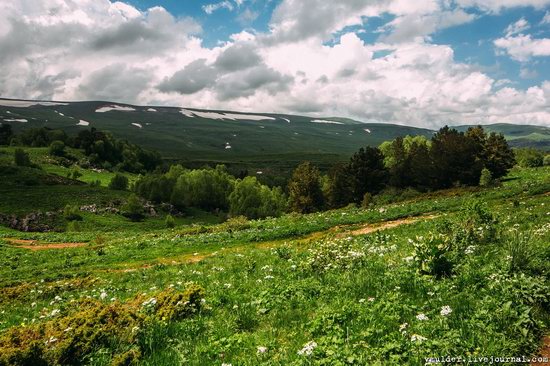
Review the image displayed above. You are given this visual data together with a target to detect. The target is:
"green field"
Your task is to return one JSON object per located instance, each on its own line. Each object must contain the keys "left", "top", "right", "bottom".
{"left": 0, "top": 159, "right": 549, "bottom": 365}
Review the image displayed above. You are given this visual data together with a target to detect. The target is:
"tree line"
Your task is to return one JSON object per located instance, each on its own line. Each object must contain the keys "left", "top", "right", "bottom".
{"left": 0, "top": 124, "right": 161, "bottom": 173}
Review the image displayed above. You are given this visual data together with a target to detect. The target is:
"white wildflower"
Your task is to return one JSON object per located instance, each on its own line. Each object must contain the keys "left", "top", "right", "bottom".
{"left": 358, "top": 298, "right": 366, "bottom": 303}
{"left": 297, "top": 341, "right": 317, "bottom": 356}
{"left": 411, "top": 334, "right": 427, "bottom": 343}
{"left": 399, "top": 323, "right": 409, "bottom": 332}
{"left": 224, "top": 283, "right": 232, "bottom": 288}
{"left": 100, "top": 291, "right": 108, "bottom": 300}
{"left": 416, "top": 313, "right": 429, "bottom": 321}
{"left": 257, "top": 346, "right": 268, "bottom": 354}
{"left": 440, "top": 305, "right": 452, "bottom": 316}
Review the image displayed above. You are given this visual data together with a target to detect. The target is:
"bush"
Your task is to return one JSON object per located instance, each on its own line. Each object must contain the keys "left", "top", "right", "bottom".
{"left": 361, "top": 192, "right": 373, "bottom": 208}
{"left": 165, "top": 214, "right": 176, "bottom": 228}
{"left": 220, "top": 215, "right": 251, "bottom": 232}
{"left": 229, "top": 176, "right": 287, "bottom": 219}
{"left": 89, "top": 179, "right": 101, "bottom": 187}
{"left": 66, "top": 220, "right": 82, "bottom": 232}
{"left": 479, "top": 168, "right": 493, "bottom": 187}
{"left": 121, "top": 194, "right": 145, "bottom": 222}
{"left": 49, "top": 140, "right": 65, "bottom": 156}
{"left": 515, "top": 148, "right": 544, "bottom": 168}
{"left": 63, "top": 204, "right": 82, "bottom": 221}
{"left": 69, "top": 169, "right": 82, "bottom": 180}
{"left": 544, "top": 155, "right": 550, "bottom": 166}
{"left": 109, "top": 174, "right": 129, "bottom": 191}
{"left": 14, "top": 148, "right": 32, "bottom": 167}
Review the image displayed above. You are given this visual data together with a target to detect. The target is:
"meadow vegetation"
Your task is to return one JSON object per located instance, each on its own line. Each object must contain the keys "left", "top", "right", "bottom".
{"left": 0, "top": 123, "right": 549, "bottom": 365}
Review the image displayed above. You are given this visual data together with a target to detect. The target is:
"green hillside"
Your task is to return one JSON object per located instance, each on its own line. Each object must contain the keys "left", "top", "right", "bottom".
{"left": 456, "top": 123, "right": 550, "bottom": 149}
{"left": 0, "top": 98, "right": 433, "bottom": 164}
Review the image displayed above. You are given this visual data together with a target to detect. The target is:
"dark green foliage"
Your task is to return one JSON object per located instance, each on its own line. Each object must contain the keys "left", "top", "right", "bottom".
{"left": 288, "top": 162, "right": 324, "bottom": 213}
{"left": 544, "top": 155, "right": 550, "bottom": 166}
{"left": 229, "top": 176, "right": 287, "bottom": 219}
{"left": 325, "top": 163, "right": 354, "bottom": 208}
{"left": 135, "top": 174, "right": 175, "bottom": 203}
{"left": 13, "top": 148, "right": 32, "bottom": 167}
{"left": 515, "top": 148, "right": 544, "bottom": 167}
{"left": 431, "top": 126, "right": 482, "bottom": 188}
{"left": 165, "top": 214, "right": 176, "bottom": 228}
{"left": 63, "top": 204, "right": 82, "bottom": 221}
{"left": 170, "top": 165, "right": 234, "bottom": 211}
{"left": 121, "top": 194, "right": 145, "bottom": 222}
{"left": 0, "top": 123, "right": 12, "bottom": 145}
{"left": 109, "top": 174, "right": 129, "bottom": 191}
{"left": 347, "top": 146, "right": 388, "bottom": 200}
{"left": 70, "top": 170, "right": 82, "bottom": 180}
{"left": 484, "top": 132, "right": 515, "bottom": 178}
{"left": 18, "top": 127, "right": 68, "bottom": 147}
{"left": 74, "top": 128, "right": 161, "bottom": 173}
{"left": 48, "top": 140, "right": 65, "bottom": 157}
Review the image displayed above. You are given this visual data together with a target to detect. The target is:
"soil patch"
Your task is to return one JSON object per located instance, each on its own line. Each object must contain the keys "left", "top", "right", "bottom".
{"left": 532, "top": 336, "right": 550, "bottom": 365}
{"left": 4, "top": 238, "right": 87, "bottom": 251}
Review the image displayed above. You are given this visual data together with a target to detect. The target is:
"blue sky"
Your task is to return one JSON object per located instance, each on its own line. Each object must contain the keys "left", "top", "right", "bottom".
{"left": 0, "top": 0, "right": 549, "bottom": 127}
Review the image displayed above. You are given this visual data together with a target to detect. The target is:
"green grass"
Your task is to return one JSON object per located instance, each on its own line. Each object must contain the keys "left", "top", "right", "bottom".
{"left": 0, "top": 167, "right": 548, "bottom": 365}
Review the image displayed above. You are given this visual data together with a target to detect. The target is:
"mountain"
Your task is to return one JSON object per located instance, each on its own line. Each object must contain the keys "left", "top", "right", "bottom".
{"left": 456, "top": 123, "right": 550, "bottom": 149}
{"left": 0, "top": 98, "right": 433, "bottom": 163}
{"left": 1, "top": 98, "right": 548, "bottom": 166}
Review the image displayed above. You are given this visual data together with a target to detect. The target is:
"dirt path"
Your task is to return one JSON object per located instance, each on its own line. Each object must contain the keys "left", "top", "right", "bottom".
{"left": 4, "top": 238, "right": 88, "bottom": 251}
{"left": 532, "top": 336, "right": 550, "bottom": 365}
{"left": 103, "top": 214, "right": 438, "bottom": 273}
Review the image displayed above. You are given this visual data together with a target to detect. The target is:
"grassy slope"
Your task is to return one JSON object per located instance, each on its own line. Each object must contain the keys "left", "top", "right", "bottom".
{"left": 0, "top": 167, "right": 548, "bottom": 365}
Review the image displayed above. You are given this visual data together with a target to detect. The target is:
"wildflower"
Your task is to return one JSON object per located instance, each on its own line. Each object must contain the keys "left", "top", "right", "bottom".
{"left": 50, "top": 309, "right": 60, "bottom": 317}
{"left": 221, "top": 364, "right": 232, "bottom": 366}
{"left": 264, "top": 275, "right": 274, "bottom": 280}
{"left": 64, "top": 327, "right": 73, "bottom": 333}
{"left": 411, "top": 334, "right": 427, "bottom": 343}
{"left": 142, "top": 297, "right": 157, "bottom": 308}
{"left": 257, "top": 346, "right": 268, "bottom": 354}
{"left": 45, "top": 336, "right": 58, "bottom": 345}
{"left": 368, "top": 297, "right": 375, "bottom": 302}
{"left": 297, "top": 341, "right": 317, "bottom": 356}
{"left": 54, "top": 295, "right": 62, "bottom": 302}
{"left": 224, "top": 283, "right": 232, "bottom": 288}
{"left": 399, "top": 323, "right": 409, "bottom": 332}
{"left": 464, "top": 246, "right": 475, "bottom": 254}
{"left": 416, "top": 313, "right": 429, "bottom": 321}
{"left": 31, "top": 302, "right": 36, "bottom": 308}
{"left": 440, "top": 305, "right": 452, "bottom": 316}
{"left": 358, "top": 298, "right": 366, "bottom": 303}
{"left": 100, "top": 291, "right": 108, "bottom": 300}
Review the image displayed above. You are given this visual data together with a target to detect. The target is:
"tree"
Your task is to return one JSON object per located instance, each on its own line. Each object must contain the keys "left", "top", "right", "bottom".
{"left": 49, "top": 140, "right": 65, "bottom": 157}
{"left": 229, "top": 176, "right": 287, "bottom": 219}
{"left": 171, "top": 165, "right": 234, "bottom": 211}
{"left": 14, "top": 148, "right": 32, "bottom": 167}
{"left": 483, "top": 132, "right": 515, "bottom": 179}
{"left": 109, "top": 174, "right": 129, "bottom": 190}
{"left": 121, "top": 194, "right": 145, "bottom": 222}
{"left": 0, "top": 123, "right": 13, "bottom": 145}
{"left": 347, "top": 146, "right": 388, "bottom": 201}
{"left": 325, "top": 163, "right": 354, "bottom": 208}
{"left": 288, "top": 162, "right": 324, "bottom": 213}
{"left": 430, "top": 126, "right": 482, "bottom": 188}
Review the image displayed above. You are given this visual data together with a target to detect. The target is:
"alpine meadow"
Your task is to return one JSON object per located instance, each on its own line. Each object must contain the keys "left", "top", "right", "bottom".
{"left": 1, "top": 1, "right": 550, "bottom": 366}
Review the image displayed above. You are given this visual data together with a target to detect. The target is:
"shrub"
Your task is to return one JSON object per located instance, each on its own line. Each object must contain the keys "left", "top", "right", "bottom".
{"left": 14, "top": 148, "right": 32, "bottom": 167}
{"left": 544, "top": 155, "right": 550, "bottom": 166}
{"left": 0, "top": 285, "right": 204, "bottom": 366}
{"left": 165, "top": 214, "right": 176, "bottom": 228}
{"left": 63, "top": 204, "right": 82, "bottom": 221}
{"left": 220, "top": 215, "right": 250, "bottom": 232}
{"left": 121, "top": 194, "right": 145, "bottom": 222}
{"left": 361, "top": 192, "right": 373, "bottom": 208}
{"left": 411, "top": 233, "right": 454, "bottom": 278}
{"left": 109, "top": 174, "right": 129, "bottom": 190}
{"left": 66, "top": 221, "right": 82, "bottom": 232}
{"left": 515, "top": 148, "right": 544, "bottom": 168}
{"left": 70, "top": 169, "right": 82, "bottom": 180}
{"left": 89, "top": 179, "right": 101, "bottom": 187}
{"left": 479, "top": 168, "right": 493, "bottom": 187}
{"left": 49, "top": 140, "right": 65, "bottom": 156}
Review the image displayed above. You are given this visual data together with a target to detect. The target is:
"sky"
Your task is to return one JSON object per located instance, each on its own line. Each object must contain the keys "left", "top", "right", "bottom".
{"left": 0, "top": 0, "right": 549, "bottom": 128}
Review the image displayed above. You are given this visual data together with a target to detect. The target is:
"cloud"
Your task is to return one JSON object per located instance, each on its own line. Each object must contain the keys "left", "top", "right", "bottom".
{"left": 504, "top": 17, "right": 530, "bottom": 37}
{"left": 202, "top": 1, "right": 234, "bottom": 15}
{"left": 0, "top": 0, "right": 549, "bottom": 128}
{"left": 456, "top": 0, "right": 550, "bottom": 13}
{"left": 494, "top": 34, "right": 550, "bottom": 61}
{"left": 542, "top": 11, "right": 550, "bottom": 24}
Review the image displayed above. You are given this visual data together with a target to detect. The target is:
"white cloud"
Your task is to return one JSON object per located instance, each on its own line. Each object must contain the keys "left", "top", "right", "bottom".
{"left": 494, "top": 34, "right": 550, "bottom": 61}
{"left": 0, "top": 0, "right": 549, "bottom": 128}
{"left": 456, "top": 0, "right": 550, "bottom": 13}
{"left": 504, "top": 18, "right": 530, "bottom": 36}
{"left": 541, "top": 11, "right": 550, "bottom": 24}
{"left": 202, "top": 1, "right": 234, "bottom": 15}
